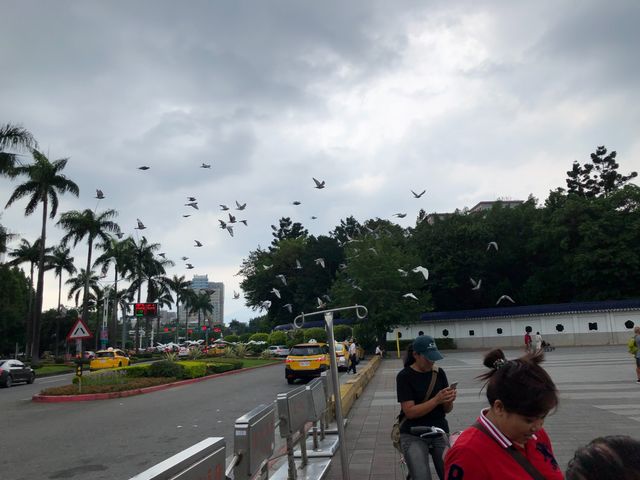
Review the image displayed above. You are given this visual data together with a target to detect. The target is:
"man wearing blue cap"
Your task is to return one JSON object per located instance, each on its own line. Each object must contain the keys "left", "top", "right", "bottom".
{"left": 396, "top": 335, "right": 457, "bottom": 480}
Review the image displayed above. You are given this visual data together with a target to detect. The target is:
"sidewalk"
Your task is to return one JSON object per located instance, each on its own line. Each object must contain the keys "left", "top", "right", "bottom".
{"left": 325, "top": 356, "right": 405, "bottom": 480}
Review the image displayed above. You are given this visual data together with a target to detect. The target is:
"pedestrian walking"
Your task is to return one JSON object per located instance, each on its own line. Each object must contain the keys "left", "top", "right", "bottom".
{"left": 524, "top": 331, "right": 532, "bottom": 353}
{"left": 444, "top": 348, "right": 563, "bottom": 480}
{"left": 347, "top": 339, "right": 358, "bottom": 374}
{"left": 535, "top": 331, "right": 543, "bottom": 352}
{"left": 396, "top": 335, "right": 456, "bottom": 480}
{"left": 633, "top": 326, "right": 640, "bottom": 384}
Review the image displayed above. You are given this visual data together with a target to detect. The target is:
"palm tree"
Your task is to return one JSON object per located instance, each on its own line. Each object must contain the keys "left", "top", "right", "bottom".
{"left": 65, "top": 268, "right": 101, "bottom": 309}
{"left": 189, "top": 291, "right": 215, "bottom": 335}
{"left": 7, "top": 238, "right": 51, "bottom": 354}
{"left": 57, "top": 208, "right": 120, "bottom": 328}
{"left": 0, "top": 123, "right": 37, "bottom": 176}
{"left": 167, "top": 275, "right": 192, "bottom": 342}
{"left": 46, "top": 245, "right": 76, "bottom": 356}
{"left": 0, "top": 220, "right": 18, "bottom": 260}
{"left": 94, "top": 236, "right": 135, "bottom": 345}
{"left": 5, "top": 150, "right": 79, "bottom": 361}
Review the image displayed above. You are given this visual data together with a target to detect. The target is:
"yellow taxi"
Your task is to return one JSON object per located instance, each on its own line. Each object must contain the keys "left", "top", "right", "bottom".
{"left": 285, "top": 341, "right": 330, "bottom": 384}
{"left": 334, "top": 342, "right": 349, "bottom": 371}
{"left": 89, "top": 348, "right": 130, "bottom": 370}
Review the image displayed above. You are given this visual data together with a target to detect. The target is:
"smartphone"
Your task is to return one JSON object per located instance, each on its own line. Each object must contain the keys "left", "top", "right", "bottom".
{"left": 449, "top": 382, "right": 458, "bottom": 390}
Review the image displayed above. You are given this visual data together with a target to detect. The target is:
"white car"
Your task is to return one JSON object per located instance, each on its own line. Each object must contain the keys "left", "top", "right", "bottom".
{"left": 267, "top": 345, "right": 289, "bottom": 357}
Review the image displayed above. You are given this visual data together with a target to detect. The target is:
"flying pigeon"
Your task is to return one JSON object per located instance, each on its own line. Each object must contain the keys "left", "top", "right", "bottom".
{"left": 316, "top": 297, "right": 327, "bottom": 309}
{"left": 312, "top": 177, "right": 326, "bottom": 189}
{"left": 322, "top": 294, "right": 331, "bottom": 302}
{"left": 394, "top": 213, "right": 407, "bottom": 218}
{"left": 271, "top": 288, "right": 281, "bottom": 299}
{"left": 220, "top": 204, "right": 229, "bottom": 211}
{"left": 263, "top": 264, "right": 272, "bottom": 270}
{"left": 411, "top": 189, "right": 426, "bottom": 198}
{"left": 226, "top": 226, "right": 234, "bottom": 237}
{"left": 194, "top": 240, "right": 203, "bottom": 247}
{"left": 314, "top": 258, "right": 325, "bottom": 268}
{"left": 496, "top": 295, "right": 515, "bottom": 305}
{"left": 470, "top": 277, "right": 482, "bottom": 290}
{"left": 368, "top": 247, "right": 378, "bottom": 255}
{"left": 311, "top": 216, "right": 317, "bottom": 220}
{"left": 95, "top": 189, "right": 104, "bottom": 199}
{"left": 283, "top": 303, "right": 293, "bottom": 313}
{"left": 159, "top": 253, "right": 166, "bottom": 258}
{"left": 185, "top": 202, "right": 198, "bottom": 210}
{"left": 487, "top": 241, "right": 499, "bottom": 252}
{"left": 138, "top": 166, "right": 150, "bottom": 170}
{"left": 239, "top": 220, "right": 248, "bottom": 226}
{"left": 233, "top": 291, "right": 240, "bottom": 299}
{"left": 235, "top": 201, "right": 246, "bottom": 210}
{"left": 218, "top": 220, "right": 227, "bottom": 229}
{"left": 398, "top": 268, "right": 408, "bottom": 277}
{"left": 115, "top": 232, "right": 124, "bottom": 239}
{"left": 201, "top": 163, "right": 211, "bottom": 168}
{"left": 295, "top": 259, "right": 303, "bottom": 269}
{"left": 412, "top": 266, "right": 429, "bottom": 280}
{"left": 403, "top": 293, "right": 419, "bottom": 301}
{"left": 260, "top": 300, "right": 272, "bottom": 309}
{"left": 183, "top": 214, "right": 191, "bottom": 218}
{"left": 181, "top": 256, "right": 189, "bottom": 261}
{"left": 292, "top": 201, "right": 301, "bottom": 205}
{"left": 228, "top": 213, "right": 236, "bottom": 223}
{"left": 187, "top": 197, "right": 196, "bottom": 201}
{"left": 186, "top": 263, "right": 194, "bottom": 269}
{"left": 135, "top": 219, "right": 146, "bottom": 230}
{"left": 276, "top": 274, "right": 287, "bottom": 286}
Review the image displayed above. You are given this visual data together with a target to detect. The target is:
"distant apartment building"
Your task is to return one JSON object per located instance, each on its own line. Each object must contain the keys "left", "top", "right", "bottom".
{"left": 424, "top": 199, "right": 524, "bottom": 225}
{"left": 178, "top": 275, "right": 225, "bottom": 327}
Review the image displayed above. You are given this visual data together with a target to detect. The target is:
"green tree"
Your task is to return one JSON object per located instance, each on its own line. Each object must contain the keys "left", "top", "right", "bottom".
{"left": 566, "top": 146, "right": 637, "bottom": 198}
{"left": 0, "top": 265, "right": 30, "bottom": 355}
{"left": 5, "top": 150, "right": 79, "bottom": 361}
{"left": 0, "top": 123, "right": 37, "bottom": 176}
{"left": 270, "top": 217, "right": 308, "bottom": 247}
{"left": 57, "top": 208, "right": 120, "bottom": 326}
{"left": 188, "top": 291, "right": 214, "bottom": 334}
{"left": 47, "top": 245, "right": 76, "bottom": 315}
{"left": 166, "top": 275, "right": 192, "bottom": 342}
{"left": 65, "top": 268, "right": 101, "bottom": 308}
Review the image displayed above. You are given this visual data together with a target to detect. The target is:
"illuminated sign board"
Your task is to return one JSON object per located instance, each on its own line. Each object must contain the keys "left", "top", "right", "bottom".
{"left": 134, "top": 303, "right": 158, "bottom": 317}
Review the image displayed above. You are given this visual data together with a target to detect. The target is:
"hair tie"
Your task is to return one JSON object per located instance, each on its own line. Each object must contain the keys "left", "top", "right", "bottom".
{"left": 492, "top": 359, "right": 507, "bottom": 370}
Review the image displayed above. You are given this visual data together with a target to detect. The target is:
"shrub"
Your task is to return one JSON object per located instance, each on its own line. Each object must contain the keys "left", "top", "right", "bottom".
{"left": 177, "top": 361, "right": 207, "bottom": 379}
{"left": 234, "top": 343, "right": 248, "bottom": 358}
{"left": 54, "top": 356, "right": 66, "bottom": 364}
{"left": 206, "top": 362, "right": 235, "bottom": 374}
{"left": 188, "top": 348, "right": 204, "bottom": 360}
{"left": 125, "top": 365, "right": 151, "bottom": 378}
{"left": 225, "top": 334, "right": 239, "bottom": 343}
{"left": 164, "top": 352, "right": 178, "bottom": 362}
{"left": 148, "top": 360, "right": 185, "bottom": 378}
{"left": 287, "top": 329, "right": 305, "bottom": 348}
{"left": 268, "top": 331, "right": 287, "bottom": 345}
{"left": 239, "top": 333, "right": 251, "bottom": 343}
{"left": 261, "top": 349, "right": 274, "bottom": 359}
{"left": 72, "top": 370, "right": 128, "bottom": 385}
{"left": 249, "top": 333, "right": 269, "bottom": 343}
{"left": 223, "top": 346, "right": 236, "bottom": 358}
{"left": 41, "top": 377, "right": 173, "bottom": 396}
{"left": 436, "top": 337, "right": 456, "bottom": 350}
{"left": 333, "top": 325, "right": 353, "bottom": 342}
{"left": 304, "top": 327, "right": 326, "bottom": 343}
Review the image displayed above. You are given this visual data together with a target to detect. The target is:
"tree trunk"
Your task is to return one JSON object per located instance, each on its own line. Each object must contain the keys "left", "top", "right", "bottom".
{"left": 25, "top": 262, "right": 34, "bottom": 359}
{"left": 55, "top": 273, "right": 62, "bottom": 357}
{"left": 110, "top": 269, "right": 118, "bottom": 347}
{"left": 31, "top": 196, "right": 48, "bottom": 363}
{"left": 134, "top": 284, "right": 141, "bottom": 353}
{"left": 81, "top": 238, "right": 93, "bottom": 326}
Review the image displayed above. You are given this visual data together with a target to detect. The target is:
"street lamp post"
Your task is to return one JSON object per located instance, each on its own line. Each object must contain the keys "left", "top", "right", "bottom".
{"left": 55, "top": 305, "right": 67, "bottom": 358}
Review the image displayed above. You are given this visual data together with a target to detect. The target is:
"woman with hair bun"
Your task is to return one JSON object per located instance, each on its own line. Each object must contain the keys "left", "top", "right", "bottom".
{"left": 444, "top": 349, "right": 563, "bottom": 480}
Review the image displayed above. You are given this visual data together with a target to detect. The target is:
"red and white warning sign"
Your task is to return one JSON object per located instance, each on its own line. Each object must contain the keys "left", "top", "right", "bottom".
{"left": 66, "top": 318, "right": 93, "bottom": 340}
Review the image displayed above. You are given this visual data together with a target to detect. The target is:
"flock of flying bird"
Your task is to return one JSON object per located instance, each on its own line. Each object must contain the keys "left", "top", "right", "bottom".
{"left": 97, "top": 165, "right": 515, "bottom": 313}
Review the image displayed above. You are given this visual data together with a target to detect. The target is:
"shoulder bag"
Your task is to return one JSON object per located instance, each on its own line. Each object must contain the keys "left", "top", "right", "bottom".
{"left": 391, "top": 365, "right": 439, "bottom": 452}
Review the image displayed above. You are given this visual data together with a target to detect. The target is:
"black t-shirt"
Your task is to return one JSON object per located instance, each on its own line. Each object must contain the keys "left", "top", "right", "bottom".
{"left": 396, "top": 366, "right": 450, "bottom": 434}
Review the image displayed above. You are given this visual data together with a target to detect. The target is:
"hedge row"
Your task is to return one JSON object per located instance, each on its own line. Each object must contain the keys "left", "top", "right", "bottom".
{"left": 385, "top": 337, "right": 457, "bottom": 353}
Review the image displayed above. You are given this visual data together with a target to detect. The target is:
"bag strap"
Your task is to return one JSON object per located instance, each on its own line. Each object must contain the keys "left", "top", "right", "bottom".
{"left": 472, "top": 421, "right": 545, "bottom": 480}
{"left": 424, "top": 366, "right": 438, "bottom": 402}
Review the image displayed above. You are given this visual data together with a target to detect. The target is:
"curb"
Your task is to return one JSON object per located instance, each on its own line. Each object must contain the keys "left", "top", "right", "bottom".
{"left": 32, "top": 361, "right": 282, "bottom": 403}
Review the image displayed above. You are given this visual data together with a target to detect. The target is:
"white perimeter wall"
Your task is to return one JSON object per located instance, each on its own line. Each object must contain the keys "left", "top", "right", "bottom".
{"left": 386, "top": 310, "right": 640, "bottom": 348}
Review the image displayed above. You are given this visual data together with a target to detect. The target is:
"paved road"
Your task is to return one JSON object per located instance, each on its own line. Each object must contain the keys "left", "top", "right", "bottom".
{"left": 0, "top": 362, "right": 328, "bottom": 480}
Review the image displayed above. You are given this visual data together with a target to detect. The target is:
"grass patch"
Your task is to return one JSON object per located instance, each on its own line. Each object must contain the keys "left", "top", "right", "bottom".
{"left": 40, "top": 377, "right": 175, "bottom": 395}
{"left": 33, "top": 365, "right": 75, "bottom": 376}
{"left": 213, "top": 357, "right": 279, "bottom": 368}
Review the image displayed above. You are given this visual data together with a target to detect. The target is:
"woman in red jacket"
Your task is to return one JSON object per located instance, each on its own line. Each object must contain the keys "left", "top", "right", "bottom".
{"left": 444, "top": 349, "right": 563, "bottom": 480}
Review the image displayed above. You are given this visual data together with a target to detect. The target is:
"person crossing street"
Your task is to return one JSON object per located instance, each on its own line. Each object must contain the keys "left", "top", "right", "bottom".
{"left": 348, "top": 339, "right": 358, "bottom": 374}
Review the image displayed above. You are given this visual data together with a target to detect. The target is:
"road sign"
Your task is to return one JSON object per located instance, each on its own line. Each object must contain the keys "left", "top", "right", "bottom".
{"left": 67, "top": 318, "right": 93, "bottom": 340}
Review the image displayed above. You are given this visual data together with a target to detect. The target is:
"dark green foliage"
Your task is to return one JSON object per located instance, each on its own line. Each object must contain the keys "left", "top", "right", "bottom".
{"left": 225, "top": 334, "right": 240, "bottom": 343}
{"left": 148, "top": 360, "right": 185, "bottom": 378}
{"left": 249, "top": 333, "right": 269, "bottom": 342}
{"left": 566, "top": 146, "right": 637, "bottom": 198}
{"left": 268, "top": 330, "right": 287, "bottom": 345}
{"left": 206, "top": 362, "right": 235, "bottom": 374}
{"left": 332, "top": 325, "right": 352, "bottom": 342}
{"left": 177, "top": 361, "right": 207, "bottom": 378}
{"left": 303, "top": 327, "right": 327, "bottom": 342}
{"left": 124, "top": 365, "right": 151, "bottom": 378}
{"left": 0, "top": 265, "right": 29, "bottom": 355}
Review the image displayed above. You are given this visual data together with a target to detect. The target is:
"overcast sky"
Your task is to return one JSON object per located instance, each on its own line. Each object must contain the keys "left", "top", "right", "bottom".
{"left": 1, "top": 0, "right": 639, "bottom": 324}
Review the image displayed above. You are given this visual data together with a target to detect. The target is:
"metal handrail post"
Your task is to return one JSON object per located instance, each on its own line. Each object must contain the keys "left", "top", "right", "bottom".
{"left": 325, "top": 311, "right": 349, "bottom": 480}
{"left": 286, "top": 435, "right": 297, "bottom": 480}
{"left": 299, "top": 427, "right": 308, "bottom": 468}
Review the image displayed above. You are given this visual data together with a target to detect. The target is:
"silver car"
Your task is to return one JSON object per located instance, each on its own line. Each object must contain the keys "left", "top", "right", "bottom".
{"left": 267, "top": 345, "right": 290, "bottom": 357}
{"left": 0, "top": 359, "right": 35, "bottom": 388}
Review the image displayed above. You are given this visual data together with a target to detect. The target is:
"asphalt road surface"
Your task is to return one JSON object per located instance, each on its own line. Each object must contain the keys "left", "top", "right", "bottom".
{"left": 0, "top": 362, "right": 330, "bottom": 480}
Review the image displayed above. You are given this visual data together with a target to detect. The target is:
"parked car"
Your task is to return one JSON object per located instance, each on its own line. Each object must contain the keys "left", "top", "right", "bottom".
{"left": 89, "top": 348, "right": 130, "bottom": 370}
{"left": 267, "top": 345, "right": 289, "bottom": 357}
{"left": 0, "top": 359, "right": 35, "bottom": 388}
{"left": 334, "top": 342, "right": 349, "bottom": 371}
{"left": 285, "top": 341, "right": 330, "bottom": 384}
{"left": 83, "top": 350, "right": 96, "bottom": 360}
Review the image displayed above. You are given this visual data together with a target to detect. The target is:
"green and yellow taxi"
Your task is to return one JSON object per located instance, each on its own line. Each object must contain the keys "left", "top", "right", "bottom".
{"left": 285, "top": 341, "right": 330, "bottom": 384}
{"left": 334, "top": 342, "right": 349, "bottom": 371}
{"left": 89, "top": 348, "right": 130, "bottom": 370}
